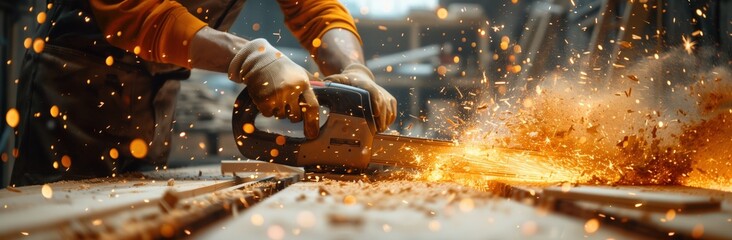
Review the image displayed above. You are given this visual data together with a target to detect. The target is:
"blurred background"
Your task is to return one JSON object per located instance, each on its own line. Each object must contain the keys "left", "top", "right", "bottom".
{"left": 1, "top": 0, "right": 730, "bottom": 185}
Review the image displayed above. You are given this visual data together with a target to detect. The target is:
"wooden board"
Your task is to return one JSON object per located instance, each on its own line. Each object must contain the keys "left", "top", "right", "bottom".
{"left": 0, "top": 166, "right": 299, "bottom": 239}
{"left": 194, "top": 181, "right": 647, "bottom": 239}
{"left": 543, "top": 185, "right": 721, "bottom": 211}
{"left": 2, "top": 164, "right": 730, "bottom": 239}
{"left": 510, "top": 184, "right": 732, "bottom": 239}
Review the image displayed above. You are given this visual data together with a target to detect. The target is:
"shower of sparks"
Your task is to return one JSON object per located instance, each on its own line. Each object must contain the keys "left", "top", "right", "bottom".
{"left": 681, "top": 35, "right": 696, "bottom": 55}
{"left": 412, "top": 145, "right": 592, "bottom": 187}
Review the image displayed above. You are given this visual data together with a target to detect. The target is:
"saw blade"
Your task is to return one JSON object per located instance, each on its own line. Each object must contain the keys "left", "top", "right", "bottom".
{"left": 369, "top": 135, "right": 556, "bottom": 180}
{"left": 370, "top": 134, "right": 457, "bottom": 168}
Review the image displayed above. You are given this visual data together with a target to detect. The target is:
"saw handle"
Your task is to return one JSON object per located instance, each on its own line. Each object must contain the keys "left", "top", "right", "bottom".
{"left": 232, "top": 81, "right": 377, "bottom": 166}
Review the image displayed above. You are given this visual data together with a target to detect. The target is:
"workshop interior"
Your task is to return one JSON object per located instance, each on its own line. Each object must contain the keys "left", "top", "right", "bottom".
{"left": 1, "top": 0, "right": 731, "bottom": 239}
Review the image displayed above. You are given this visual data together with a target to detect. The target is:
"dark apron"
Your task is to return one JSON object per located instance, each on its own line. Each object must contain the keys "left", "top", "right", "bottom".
{"left": 11, "top": 0, "right": 247, "bottom": 186}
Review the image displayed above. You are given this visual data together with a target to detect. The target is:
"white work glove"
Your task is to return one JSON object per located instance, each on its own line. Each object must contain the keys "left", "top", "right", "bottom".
{"left": 323, "top": 63, "right": 397, "bottom": 132}
{"left": 228, "top": 39, "right": 320, "bottom": 139}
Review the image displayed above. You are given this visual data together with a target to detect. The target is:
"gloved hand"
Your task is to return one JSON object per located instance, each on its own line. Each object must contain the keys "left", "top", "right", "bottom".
{"left": 228, "top": 38, "right": 320, "bottom": 139}
{"left": 323, "top": 63, "right": 397, "bottom": 132}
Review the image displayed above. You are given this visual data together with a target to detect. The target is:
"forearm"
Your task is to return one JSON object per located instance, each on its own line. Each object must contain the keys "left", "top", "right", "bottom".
{"left": 316, "top": 28, "right": 365, "bottom": 76}
{"left": 189, "top": 26, "right": 249, "bottom": 72}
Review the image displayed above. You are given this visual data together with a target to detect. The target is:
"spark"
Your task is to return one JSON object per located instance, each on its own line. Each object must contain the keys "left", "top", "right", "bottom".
{"left": 273, "top": 29, "right": 281, "bottom": 42}
{"left": 682, "top": 35, "right": 696, "bottom": 55}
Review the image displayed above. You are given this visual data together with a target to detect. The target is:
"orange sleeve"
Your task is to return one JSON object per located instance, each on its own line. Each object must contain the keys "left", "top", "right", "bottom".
{"left": 89, "top": 0, "right": 207, "bottom": 68}
{"left": 277, "top": 0, "right": 362, "bottom": 57}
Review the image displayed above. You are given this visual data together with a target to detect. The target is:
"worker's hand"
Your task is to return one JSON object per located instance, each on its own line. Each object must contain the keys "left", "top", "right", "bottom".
{"left": 323, "top": 64, "right": 397, "bottom": 132}
{"left": 228, "top": 39, "right": 320, "bottom": 139}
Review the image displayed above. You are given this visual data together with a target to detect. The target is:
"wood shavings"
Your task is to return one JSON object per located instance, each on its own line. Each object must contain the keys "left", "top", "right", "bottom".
{"left": 6, "top": 187, "right": 21, "bottom": 193}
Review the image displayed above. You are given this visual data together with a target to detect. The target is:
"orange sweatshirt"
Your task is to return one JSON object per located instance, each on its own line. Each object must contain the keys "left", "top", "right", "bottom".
{"left": 89, "top": 0, "right": 361, "bottom": 69}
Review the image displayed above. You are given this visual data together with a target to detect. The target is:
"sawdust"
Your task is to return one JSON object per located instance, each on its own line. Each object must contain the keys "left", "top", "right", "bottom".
{"left": 678, "top": 112, "right": 732, "bottom": 191}
{"left": 317, "top": 180, "right": 497, "bottom": 217}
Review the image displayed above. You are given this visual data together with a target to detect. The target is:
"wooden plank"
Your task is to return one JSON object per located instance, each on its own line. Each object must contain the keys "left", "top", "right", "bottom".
{"left": 524, "top": 185, "right": 732, "bottom": 239}
{"left": 0, "top": 165, "right": 298, "bottom": 239}
{"left": 194, "top": 181, "right": 647, "bottom": 239}
{"left": 543, "top": 185, "right": 721, "bottom": 211}
{"left": 220, "top": 160, "right": 304, "bottom": 178}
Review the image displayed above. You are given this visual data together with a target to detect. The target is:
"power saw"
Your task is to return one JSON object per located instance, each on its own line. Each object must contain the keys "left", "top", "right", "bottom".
{"left": 231, "top": 81, "right": 457, "bottom": 173}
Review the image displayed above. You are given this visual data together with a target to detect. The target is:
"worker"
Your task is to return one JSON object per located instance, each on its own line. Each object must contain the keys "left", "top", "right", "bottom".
{"left": 11, "top": 0, "right": 396, "bottom": 186}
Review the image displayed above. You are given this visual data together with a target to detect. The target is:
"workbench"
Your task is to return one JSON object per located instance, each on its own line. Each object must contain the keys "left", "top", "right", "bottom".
{"left": 1, "top": 164, "right": 731, "bottom": 239}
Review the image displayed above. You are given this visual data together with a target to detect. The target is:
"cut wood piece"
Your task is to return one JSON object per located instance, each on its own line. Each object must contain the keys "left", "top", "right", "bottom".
{"left": 220, "top": 160, "right": 304, "bottom": 178}
{"left": 304, "top": 172, "right": 370, "bottom": 182}
{"left": 543, "top": 186, "right": 721, "bottom": 211}
{"left": 571, "top": 200, "right": 732, "bottom": 240}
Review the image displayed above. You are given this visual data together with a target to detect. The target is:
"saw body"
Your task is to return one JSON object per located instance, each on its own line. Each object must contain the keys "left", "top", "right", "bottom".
{"left": 232, "top": 81, "right": 455, "bottom": 173}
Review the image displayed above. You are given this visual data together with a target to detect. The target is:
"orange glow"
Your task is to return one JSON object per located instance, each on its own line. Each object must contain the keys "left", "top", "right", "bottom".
{"left": 37, "top": 12, "right": 46, "bottom": 24}
{"left": 23, "top": 38, "right": 32, "bottom": 49}
{"left": 41, "top": 184, "right": 53, "bottom": 199}
{"left": 275, "top": 135, "right": 286, "bottom": 146}
{"left": 343, "top": 195, "right": 356, "bottom": 205}
{"left": 33, "top": 38, "right": 45, "bottom": 53}
{"left": 682, "top": 35, "right": 696, "bottom": 55}
{"left": 130, "top": 139, "right": 148, "bottom": 159}
{"left": 436, "top": 8, "right": 448, "bottom": 19}
{"left": 49, "top": 105, "right": 59, "bottom": 118}
{"left": 61, "top": 155, "right": 71, "bottom": 168}
{"left": 243, "top": 123, "right": 255, "bottom": 134}
{"left": 311, "top": 38, "right": 322, "bottom": 48}
{"left": 584, "top": 219, "right": 599, "bottom": 233}
{"left": 437, "top": 66, "right": 447, "bottom": 76}
{"left": 109, "top": 148, "right": 119, "bottom": 159}
{"left": 6, "top": 108, "right": 19, "bottom": 128}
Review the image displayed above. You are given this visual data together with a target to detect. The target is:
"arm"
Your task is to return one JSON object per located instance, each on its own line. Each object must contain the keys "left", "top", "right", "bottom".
{"left": 316, "top": 29, "right": 364, "bottom": 75}
{"left": 90, "top": 0, "right": 320, "bottom": 138}
{"left": 278, "top": 0, "right": 396, "bottom": 132}
{"left": 89, "top": 0, "right": 207, "bottom": 68}
{"left": 90, "top": 0, "right": 251, "bottom": 72}
{"left": 277, "top": 0, "right": 362, "bottom": 74}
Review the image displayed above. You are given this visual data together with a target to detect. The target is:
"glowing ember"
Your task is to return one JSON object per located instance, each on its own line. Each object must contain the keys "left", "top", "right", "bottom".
{"left": 311, "top": 38, "right": 322, "bottom": 48}
{"left": 343, "top": 195, "right": 357, "bottom": 205}
{"left": 584, "top": 218, "right": 599, "bottom": 233}
{"left": 23, "top": 38, "right": 32, "bottom": 49}
{"left": 32, "top": 38, "right": 44, "bottom": 53}
{"left": 36, "top": 12, "right": 46, "bottom": 24}
{"left": 109, "top": 148, "right": 119, "bottom": 159}
{"left": 275, "top": 135, "right": 286, "bottom": 145}
{"left": 41, "top": 184, "right": 53, "bottom": 199}
{"left": 49, "top": 105, "right": 59, "bottom": 117}
{"left": 243, "top": 123, "right": 255, "bottom": 134}
{"left": 6, "top": 108, "right": 19, "bottom": 128}
{"left": 61, "top": 155, "right": 71, "bottom": 168}
{"left": 666, "top": 209, "right": 676, "bottom": 221}
{"left": 692, "top": 224, "right": 704, "bottom": 238}
{"left": 436, "top": 8, "right": 448, "bottom": 20}
{"left": 681, "top": 35, "right": 696, "bottom": 55}
{"left": 129, "top": 138, "right": 148, "bottom": 159}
